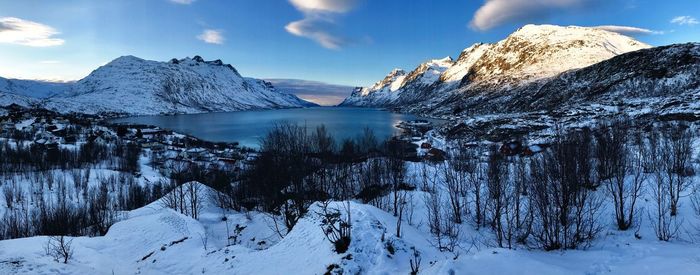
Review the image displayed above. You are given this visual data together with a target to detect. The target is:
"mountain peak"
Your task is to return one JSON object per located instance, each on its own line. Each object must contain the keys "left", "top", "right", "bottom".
{"left": 430, "top": 56, "right": 453, "bottom": 65}
{"left": 111, "top": 55, "right": 145, "bottom": 64}
{"left": 34, "top": 55, "right": 313, "bottom": 115}
{"left": 342, "top": 23, "right": 652, "bottom": 109}
{"left": 508, "top": 24, "right": 650, "bottom": 50}
{"left": 388, "top": 68, "right": 406, "bottom": 76}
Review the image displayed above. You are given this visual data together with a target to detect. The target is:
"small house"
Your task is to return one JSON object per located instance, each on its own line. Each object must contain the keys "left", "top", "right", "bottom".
{"left": 425, "top": 148, "right": 446, "bottom": 162}
{"left": 499, "top": 141, "right": 523, "bottom": 156}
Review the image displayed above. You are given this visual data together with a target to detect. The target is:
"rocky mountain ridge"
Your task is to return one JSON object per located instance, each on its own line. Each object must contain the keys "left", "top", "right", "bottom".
{"left": 0, "top": 55, "right": 316, "bottom": 115}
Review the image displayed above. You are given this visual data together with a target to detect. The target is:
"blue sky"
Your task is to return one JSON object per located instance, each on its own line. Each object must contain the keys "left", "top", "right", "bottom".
{"left": 0, "top": 0, "right": 698, "bottom": 86}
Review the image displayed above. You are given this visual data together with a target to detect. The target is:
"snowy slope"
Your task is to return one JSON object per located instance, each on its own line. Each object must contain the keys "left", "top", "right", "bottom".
{"left": 2, "top": 178, "right": 700, "bottom": 274}
{"left": 0, "top": 56, "right": 315, "bottom": 115}
{"left": 0, "top": 77, "right": 72, "bottom": 98}
{"left": 465, "top": 24, "right": 649, "bottom": 87}
{"left": 40, "top": 56, "right": 315, "bottom": 115}
{"left": 438, "top": 42, "right": 700, "bottom": 138}
{"left": 340, "top": 57, "right": 453, "bottom": 107}
{"left": 341, "top": 24, "right": 650, "bottom": 109}
{"left": 0, "top": 92, "right": 38, "bottom": 108}
{"left": 439, "top": 43, "right": 491, "bottom": 85}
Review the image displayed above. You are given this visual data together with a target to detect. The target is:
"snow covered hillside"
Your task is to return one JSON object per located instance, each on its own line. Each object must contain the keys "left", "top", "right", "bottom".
{"left": 341, "top": 24, "right": 651, "bottom": 110}
{"left": 2, "top": 171, "right": 700, "bottom": 274}
{"left": 437, "top": 42, "right": 700, "bottom": 144}
{"left": 1, "top": 106, "right": 700, "bottom": 274}
{"left": 0, "top": 77, "right": 72, "bottom": 99}
{"left": 0, "top": 56, "right": 316, "bottom": 115}
{"left": 0, "top": 77, "right": 73, "bottom": 108}
{"left": 340, "top": 57, "right": 454, "bottom": 107}
{"left": 0, "top": 92, "right": 38, "bottom": 109}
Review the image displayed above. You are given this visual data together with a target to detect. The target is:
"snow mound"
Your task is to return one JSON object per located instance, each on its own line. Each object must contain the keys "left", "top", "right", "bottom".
{"left": 225, "top": 201, "right": 443, "bottom": 274}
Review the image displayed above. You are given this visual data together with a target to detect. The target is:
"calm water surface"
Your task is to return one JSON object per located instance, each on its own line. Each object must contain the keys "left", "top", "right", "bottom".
{"left": 111, "top": 107, "right": 437, "bottom": 148}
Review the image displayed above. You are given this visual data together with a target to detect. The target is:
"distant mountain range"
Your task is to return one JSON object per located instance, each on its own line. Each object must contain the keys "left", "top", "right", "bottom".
{"left": 340, "top": 24, "right": 653, "bottom": 112}
{"left": 0, "top": 56, "right": 316, "bottom": 115}
{"left": 2, "top": 24, "right": 698, "bottom": 128}
{"left": 340, "top": 24, "right": 700, "bottom": 142}
{"left": 264, "top": 79, "right": 355, "bottom": 106}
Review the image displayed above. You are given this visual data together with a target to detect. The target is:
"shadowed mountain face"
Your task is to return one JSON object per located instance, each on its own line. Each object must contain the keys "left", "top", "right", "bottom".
{"left": 265, "top": 79, "right": 356, "bottom": 106}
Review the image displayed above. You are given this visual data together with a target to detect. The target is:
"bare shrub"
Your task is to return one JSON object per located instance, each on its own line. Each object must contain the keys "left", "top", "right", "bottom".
{"left": 409, "top": 246, "right": 421, "bottom": 275}
{"left": 317, "top": 201, "right": 351, "bottom": 254}
{"left": 46, "top": 235, "right": 74, "bottom": 264}
{"left": 596, "top": 121, "right": 644, "bottom": 230}
{"left": 530, "top": 130, "right": 603, "bottom": 250}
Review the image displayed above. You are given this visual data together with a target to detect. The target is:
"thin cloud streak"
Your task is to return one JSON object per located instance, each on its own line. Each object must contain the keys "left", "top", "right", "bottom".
{"left": 595, "top": 25, "right": 664, "bottom": 36}
{"left": 169, "top": 0, "right": 195, "bottom": 5}
{"left": 285, "top": 0, "right": 357, "bottom": 49}
{"left": 671, "top": 16, "right": 699, "bottom": 26}
{"left": 0, "top": 17, "right": 65, "bottom": 47}
{"left": 470, "top": 0, "right": 587, "bottom": 30}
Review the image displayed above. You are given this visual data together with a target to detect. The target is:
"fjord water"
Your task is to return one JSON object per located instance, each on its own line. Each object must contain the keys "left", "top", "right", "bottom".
{"left": 111, "top": 107, "right": 435, "bottom": 148}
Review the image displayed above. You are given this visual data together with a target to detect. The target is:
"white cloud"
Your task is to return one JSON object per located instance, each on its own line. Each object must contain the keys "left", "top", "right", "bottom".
{"left": 286, "top": 0, "right": 358, "bottom": 49}
{"left": 169, "top": 0, "right": 195, "bottom": 4}
{"left": 286, "top": 18, "right": 345, "bottom": 49}
{"left": 594, "top": 25, "right": 663, "bottom": 36}
{"left": 197, "top": 29, "right": 224, "bottom": 45}
{"left": 671, "top": 16, "right": 699, "bottom": 26}
{"left": 0, "top": 17, "right": 65, "bottom": 47}
{"left": 289, "top": 0, "right": 357, "bottom": 13}
{"left": 470, "top": 0, "right": 586, "bottom": 31}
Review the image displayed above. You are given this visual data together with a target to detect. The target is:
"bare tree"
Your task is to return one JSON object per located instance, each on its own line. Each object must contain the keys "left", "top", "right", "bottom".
{"left": 486, "top": 150, "right": 507, "bottom": 247}
{"left": 311, "top": 125, "right": 336, "bottom": 156}
{"left": 530, "top": 130, "right": 603, "bottom": 250}
{"left": 385, "top": 155, "right": 406, "bottom": 217}
{"left": 665, "top": 125, "right": 694, "bottom": 216}
{"left": 511, "top": 155, "right": 534, "bottom": 245}
{"left": 186, "top": 182, "right": 204, "bottom": 220}
{"left": 486, "top": 151, "right": 533, "bottom": 249}
{"left": 442, "top": 156, "right": 467, "bottom": 224}
{"left": 2, "top": 182, "right": 14, "bottom": 209}
{"left": 464, "top": 150, "right": 486, "bottom": 229}
{"left": 596, "top": 122, "right": 643, "bottom": 230}
{"left": 422, "top": 165, "right": 460, "bottom": 253}
{"left": 46, "top": 235, "right": 74, "bottom": 264}
{"left": 649, "top": 169, "right": 681, "bottom": 241}
{"left": 396, "top": 190, "right": 407, "bottom": 238}
{"left": 87, "top": 181, "right": 116, "bottom": 235}
{"left": 161, "top": 182, "right": 204, "bottom": 220}
{"left": 409, "top": 246, "right": 421, "bottom": 275}
{"left": 422, "top": 170, "right": 444, "bottom": 249}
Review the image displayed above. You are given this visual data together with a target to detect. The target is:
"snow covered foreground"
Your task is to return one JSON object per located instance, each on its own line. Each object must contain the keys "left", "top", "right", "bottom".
{"left": 1, "top": 181, "right": 700, "bottom": 275}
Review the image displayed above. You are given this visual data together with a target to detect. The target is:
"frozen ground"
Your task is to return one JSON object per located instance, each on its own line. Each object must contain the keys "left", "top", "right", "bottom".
{"left": 1, "top": 163, "right": 699, "bottom": 274}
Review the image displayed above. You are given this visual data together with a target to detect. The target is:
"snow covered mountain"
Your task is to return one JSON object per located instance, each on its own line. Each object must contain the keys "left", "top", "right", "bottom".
{"left": 0, "top": 56, "right": 316, "bottom": 115}
{"left": 0, "top": 77, "right": 72, "bottom": 98}
{"left": 340, "top": 24, "right": 651, "bottom": 111}
{"left": 43, "top": 56, "right": 316, "bottom": 115}
{"left": 339, "top": 57, "right": 454, "bottom": 107}
{"left": 437, "top": 42, "right": 700, "bottom": 144}
{"left": 0, "top": 77, "right": 72, "bottom": 107}
{"left": 264, "top": 79, "right": 355, "bottom": 106}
